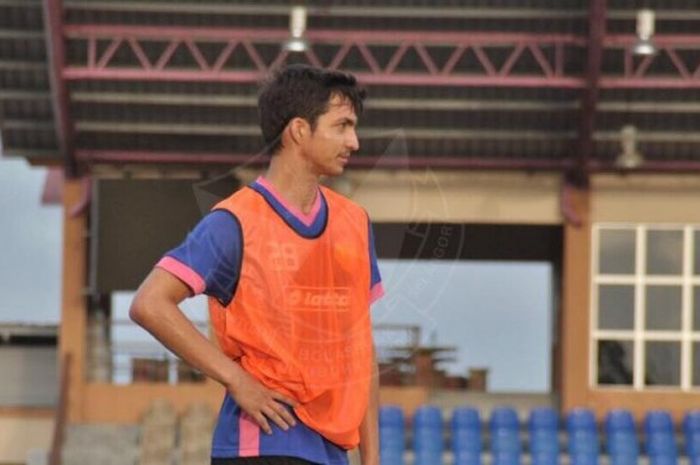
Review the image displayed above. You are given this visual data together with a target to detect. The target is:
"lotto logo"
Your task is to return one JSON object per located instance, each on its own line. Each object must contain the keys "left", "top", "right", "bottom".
{"left": 285, "top": 287, "right": 351, "bottom": 311}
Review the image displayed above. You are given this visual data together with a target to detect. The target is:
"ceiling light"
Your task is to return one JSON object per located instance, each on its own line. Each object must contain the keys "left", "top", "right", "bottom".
{"left": 283, "top": 5, "right": 309, "bottom": 53}
{"left": 633, "top": 9, "right": 657, "bottom": 56}
{"left": 616, "top": 125, "right": 644, "bottom": 169}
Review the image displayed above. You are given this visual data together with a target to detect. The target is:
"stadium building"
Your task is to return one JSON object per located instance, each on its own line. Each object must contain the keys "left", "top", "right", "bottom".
{"left": 1, "top": 1, "right": 700, "bottom": 464}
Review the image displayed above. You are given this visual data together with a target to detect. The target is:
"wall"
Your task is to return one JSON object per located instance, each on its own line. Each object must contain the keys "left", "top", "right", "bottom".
{"left": 562, "top": 174, "right": 700, "bottom": 421}
{"left": 0, "top": 347, "right": 57, "bottom": 407}
{"left": 593, "top": 174, "right": 700, "bottom": 223}
{"left": 62, "top": 170, "right": 700, "bottom": 425}
{"left": 0, "top": 409, "right": 53, "bottom": 465}
{"left": 235, "top": 168, "right": 564, "bottom": 224}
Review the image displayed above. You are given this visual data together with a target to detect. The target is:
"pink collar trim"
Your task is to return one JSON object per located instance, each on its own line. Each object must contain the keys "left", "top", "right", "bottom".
{"left": 255, "top": 176, "right": 322, "bottom": 228}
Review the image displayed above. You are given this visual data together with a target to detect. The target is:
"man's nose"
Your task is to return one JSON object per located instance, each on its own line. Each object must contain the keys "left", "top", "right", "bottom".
{"left": 347, "top": 129, "right": 360, "bottom": 152}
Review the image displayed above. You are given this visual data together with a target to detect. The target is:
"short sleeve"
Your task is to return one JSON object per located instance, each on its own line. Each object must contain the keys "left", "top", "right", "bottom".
{"left": 155, "top": 209, "right": 243, "bottom": 306}
{"left": 368, "top": 220, "right": 384, "bottom": 304}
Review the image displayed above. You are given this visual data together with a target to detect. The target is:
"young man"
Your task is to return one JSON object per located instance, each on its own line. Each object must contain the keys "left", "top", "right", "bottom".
{"left": 129, "top": 64, "right": 384, "bottom": 465}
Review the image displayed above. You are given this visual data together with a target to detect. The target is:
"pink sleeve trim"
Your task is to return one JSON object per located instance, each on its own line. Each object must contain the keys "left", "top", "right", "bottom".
{"left": 155, "top": 256, "right": 206, "bottom": 295}
{"left": 370, "top": 282, "right": 385, "bottom": 305}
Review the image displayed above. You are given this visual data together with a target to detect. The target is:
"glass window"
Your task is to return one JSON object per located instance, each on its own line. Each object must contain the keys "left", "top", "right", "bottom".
{"left": 645, "top": 285, "right": 682, "bottom": 331}
{"left": 599, "top": 229, "right": 636, "bottom": 275}
{"left": 597, "top": 340, "right": 634, "bottom": 386}
{"left": 646, "top": 230, "right": 683, "bottom": 275}
{"left": 594, "top": 225, "right": 698, "bottom": 391}
{"left": 645, "top": 341, "right": 681, "bottom": 386}
{"left": 598, "top": 285, "right": 635, "bottom": 330}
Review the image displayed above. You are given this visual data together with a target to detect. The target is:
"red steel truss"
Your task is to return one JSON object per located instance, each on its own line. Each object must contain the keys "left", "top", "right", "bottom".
{"left": 62, "top": 25, "right": 700, "bottom": 88}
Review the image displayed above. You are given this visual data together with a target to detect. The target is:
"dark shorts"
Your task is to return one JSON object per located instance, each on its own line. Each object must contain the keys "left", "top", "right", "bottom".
{"left": 211, "top": 457, "right": 315, "bottom": 465}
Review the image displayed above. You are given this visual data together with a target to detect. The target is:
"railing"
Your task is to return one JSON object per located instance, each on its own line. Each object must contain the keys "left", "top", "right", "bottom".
{"left": 49, "top": 352, "right": 72, "bottom": 465}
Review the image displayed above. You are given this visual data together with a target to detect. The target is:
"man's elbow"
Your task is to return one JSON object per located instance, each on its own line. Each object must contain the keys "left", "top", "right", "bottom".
{"left": 129, "top": 289, "right": 154, "bottom": 326}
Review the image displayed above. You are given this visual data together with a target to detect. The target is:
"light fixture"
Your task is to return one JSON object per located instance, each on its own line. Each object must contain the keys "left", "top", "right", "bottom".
{"left": 632, "top": 9, "right": 656, "bottom": 56}
{"left": 616, "top": 125, "right": 644, "bottom": 169}
{"left": 283, "top": 5, "right": 309, "bottom": 53}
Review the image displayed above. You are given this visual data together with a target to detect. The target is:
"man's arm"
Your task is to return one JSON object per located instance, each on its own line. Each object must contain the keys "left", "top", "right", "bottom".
{"left": 359, "top": 346, "right": 380, "bottom": 465}
{"left": 129, "top": 268, "right": 297, "bottom": 434}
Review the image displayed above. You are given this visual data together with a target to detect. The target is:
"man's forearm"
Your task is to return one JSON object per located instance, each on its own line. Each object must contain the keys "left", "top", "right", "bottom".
{"left": 359, "top": 349, "right": 380, "bottom": 465}
{"left": 130, "top": 280, "right": 242, "bottom": 389}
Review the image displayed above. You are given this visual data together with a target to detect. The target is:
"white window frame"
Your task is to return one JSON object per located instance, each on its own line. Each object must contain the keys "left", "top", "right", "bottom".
{"left": 590, "top": 223, "right": 700, "bottom": 392}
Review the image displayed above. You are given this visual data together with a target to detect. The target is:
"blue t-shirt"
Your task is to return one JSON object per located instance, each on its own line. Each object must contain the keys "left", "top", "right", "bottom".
{"left": 156, "top": 178, "right": 383, "bottom": 464}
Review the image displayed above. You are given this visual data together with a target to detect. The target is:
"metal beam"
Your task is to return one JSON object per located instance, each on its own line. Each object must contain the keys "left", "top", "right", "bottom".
{"left": 73, "top": 121, "right": 575, "bottom": 141}
{"left": 595, "top": 131, "right": 700, "bottom": 144}
{"left": 61, "top": 2, "right": 700, "bottom": 21}
{"left": 0, "top": 60, "right": 47, "bottom": 71}
{"left": 0, "top": 30, "right": 45, "bottom": 40}
{"left": 75, "top": 149, "right": 573, "bottom": 171}
{"left": 63, "top": 2, "right": 586, "bottom": 19}
{"left": 0, "top": 0, "right": 40, "bottom": 5}
{"left": 572, "top": 0, "right": 606, "bottom": 187}
{"left": 63, "top": 26, "right": 583, "bottom": 43}
{"left": 2, "top": 120, "right": 56, "bottom": 130}
{"left": 69, "top": 91, "right": 700, "bottom": 113}
{"left": 597, "top": 102, "right": 700, "bottom": 113}
{"left": 71, "top": 92, "right": 578, "bottom": 111}
{"left": 1, "top": 148, "right": 59, "bottom": 159}
{"left": 67, "top": 120, "right": 699, "bottom": 143}
{"left": 42, "top": 0, "right": 78, "bottom": 177}
{"left": 64, "top": 68, "right": 586, "bottom": 88}
{"left": 71, "top": 92, "right": 258, "bottom": 107}
{"left": 8, "top": 117, "right": 695, "bottom": 143}
{"left": 0, "top": 90, "right": 51, "bottom": 100}
{"left": 60, "top": 25, "right": 700, "bottom": 89}
{"left": 74, "top": 149, "right": 700, "bottom": 174}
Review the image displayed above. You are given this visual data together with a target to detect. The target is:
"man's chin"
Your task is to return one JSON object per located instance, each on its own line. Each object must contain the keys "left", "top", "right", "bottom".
{"left": 325, "top": 165, "right": 345, "bottom": 177}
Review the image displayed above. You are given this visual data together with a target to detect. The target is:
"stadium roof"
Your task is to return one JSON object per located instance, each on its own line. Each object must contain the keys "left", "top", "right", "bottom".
{"left": 1, "top": 0, "right": 699, "bottom": 176}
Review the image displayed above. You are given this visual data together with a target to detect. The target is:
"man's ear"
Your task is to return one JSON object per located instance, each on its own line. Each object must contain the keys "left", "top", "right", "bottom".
{"left": 287, "top": 117, "right": 309, "bottom": 146}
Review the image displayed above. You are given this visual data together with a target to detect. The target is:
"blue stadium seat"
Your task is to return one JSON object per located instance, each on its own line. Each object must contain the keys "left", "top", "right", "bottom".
{"left": 644, "top": 410, "right": 678, "bottom": 465}
{"left": 452, "top": 407, "right": 482, "bottom": 465}
{"left": 683, "top": 410, "right": 700, "bottom": 460}
{"left": 380, "top": 406, "right": 405, "bottom": 465}
{"left": 528, "top": 407, "right": 559, "bottom": 465}
{"left": 414, "top": 405, "right": 443, "bottom": 465}
{"left": 490, "top": 407, "right": 522, "bottom": 465}
{"left": 566, "top": 408, "right": 599, "bottom": 465}
{"left": 604, "top": 409, "right": 639, "bottom": 465}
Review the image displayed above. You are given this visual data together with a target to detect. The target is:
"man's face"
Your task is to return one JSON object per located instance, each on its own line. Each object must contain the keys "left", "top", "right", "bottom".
{"left": 304, "top": 94, "right": 360, "bottom": 177}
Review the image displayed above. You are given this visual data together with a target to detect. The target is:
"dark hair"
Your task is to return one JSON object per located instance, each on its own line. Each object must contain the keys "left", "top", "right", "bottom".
{"left": 257, "top": 64, "right": 366, "bottom": 155}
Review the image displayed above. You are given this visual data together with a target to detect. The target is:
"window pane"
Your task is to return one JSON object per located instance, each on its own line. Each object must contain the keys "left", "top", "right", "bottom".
{"left": 598, "top": 285, "right": 635, "bottom": 330}
{"left": 645, "top": 341, "right": 681, "bottom": 386}
{"left": 599, "top": 229, "right": 636, "bottom": 274}
{"left": 645, "top": 285, "right": 682, "bottom": 331}
{"left": 694, "top": 286, "right": 700, "bottom": 332}
{"left": 646, "top": 230, "right": 683, "bottom": 275}
{"left": 597, "top": 340, "right": 634, "bottom": 386}
{"left": 694, "top": 342, "right": 700, "bottom": 387}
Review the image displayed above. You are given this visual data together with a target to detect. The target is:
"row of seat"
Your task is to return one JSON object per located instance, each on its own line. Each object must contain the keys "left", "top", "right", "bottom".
{"left": 379, "top": 406, "right": 700, "bottom": 465}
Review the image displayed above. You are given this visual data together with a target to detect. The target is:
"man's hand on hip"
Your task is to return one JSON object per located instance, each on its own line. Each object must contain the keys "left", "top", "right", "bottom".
{"left": 226, "top": 366, "right": 299, "bottom": 435}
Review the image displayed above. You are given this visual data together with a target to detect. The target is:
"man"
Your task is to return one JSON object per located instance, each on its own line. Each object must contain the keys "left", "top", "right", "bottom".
{"left": 130, "top": 64, "right": 384, "bottom": 465}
